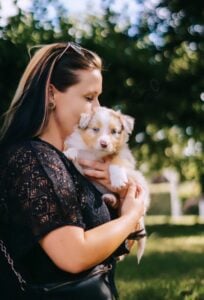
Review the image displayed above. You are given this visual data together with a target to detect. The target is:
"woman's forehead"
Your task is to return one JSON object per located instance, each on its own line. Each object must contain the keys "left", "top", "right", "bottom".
{"left": 76, "top": 69, "right": 102, "bottom": 86}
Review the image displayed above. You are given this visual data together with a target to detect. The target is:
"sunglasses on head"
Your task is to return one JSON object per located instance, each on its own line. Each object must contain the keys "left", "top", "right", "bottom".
{"left": 28, "top": 41, "right": 85, "bottom": 61}
{"left": 56, "top": 42, "right": 85, "bottom": 61}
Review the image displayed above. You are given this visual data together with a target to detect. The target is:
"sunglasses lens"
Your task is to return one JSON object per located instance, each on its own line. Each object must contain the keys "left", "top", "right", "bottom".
{"left": 69, "top": 42, "right": 84, "bottom": 56}
{"left": 57, "top": 42, "right": 85, "bottom": 62}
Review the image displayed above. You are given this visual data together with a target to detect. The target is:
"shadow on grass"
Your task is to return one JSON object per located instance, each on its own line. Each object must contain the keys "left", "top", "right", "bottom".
{"left": 116, "top": 251, "right": 204, "bottom": 282}
{"left": 115, "top": 224, "right": 204, "bottom": 300}
{"left": 146, "top": 224, "right": 204, "bottom": 237}
{"left": 116, "top": 224, "right": 204, "bottom": 282}
{"left": 116, "top": 251, "right": 204, "bottom": 299}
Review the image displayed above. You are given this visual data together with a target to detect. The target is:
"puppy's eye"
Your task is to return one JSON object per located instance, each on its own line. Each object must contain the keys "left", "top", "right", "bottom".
{"left": 111, "top": 129, "right": 117, "bottom": 134}
{"left": 92, "top": 127, "right": 100, "bottom": 132}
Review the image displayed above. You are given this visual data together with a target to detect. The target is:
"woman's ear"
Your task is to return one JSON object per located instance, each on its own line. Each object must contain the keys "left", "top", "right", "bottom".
{"left": 48, "top": 84, "right": 55, "bottom": 99}
{"left": 78, "top": 113, "right": 92, "bottom": 129}
{"left": 48, "top": 84, "right": 57, "bottom": 110}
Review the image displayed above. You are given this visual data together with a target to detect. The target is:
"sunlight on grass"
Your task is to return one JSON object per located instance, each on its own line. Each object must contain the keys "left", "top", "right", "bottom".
{"left": 146, "top": 215, "right": 204, "bottom": 225}
{"left": 147, "top": 235, "right": 204, "bottom": 254}
{"left": 116, "top": 224, "right": 204, "bottom": 300}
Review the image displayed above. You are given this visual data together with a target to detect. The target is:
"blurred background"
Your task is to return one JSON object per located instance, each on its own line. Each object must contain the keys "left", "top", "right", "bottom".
{"left": 0, "top": 0, "right": 204, "bottom": 299}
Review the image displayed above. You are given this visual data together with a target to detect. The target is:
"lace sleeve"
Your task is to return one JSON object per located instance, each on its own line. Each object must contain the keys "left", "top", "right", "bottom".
{"left": 7, "top": 141, "right": 85, "bottom": 242}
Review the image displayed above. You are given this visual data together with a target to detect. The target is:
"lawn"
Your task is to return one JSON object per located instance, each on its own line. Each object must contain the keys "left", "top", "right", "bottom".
{"left": 115, "top": 220, "right": 204, "bottom": 300}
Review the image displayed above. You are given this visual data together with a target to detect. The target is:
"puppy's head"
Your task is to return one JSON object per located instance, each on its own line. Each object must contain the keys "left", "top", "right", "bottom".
{"left": 78, "top": 107, "right": 134, "bottom": 154}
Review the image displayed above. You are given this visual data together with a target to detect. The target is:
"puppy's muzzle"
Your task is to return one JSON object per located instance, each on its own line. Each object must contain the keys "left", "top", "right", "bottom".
{"left": 100, "top": 140, "right": 108, "bottom": 149}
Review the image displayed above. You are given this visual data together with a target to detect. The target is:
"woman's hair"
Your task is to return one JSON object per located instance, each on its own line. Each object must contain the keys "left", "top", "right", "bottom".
{"left": 0, "top": 42, "right": 102, "bottom": 146}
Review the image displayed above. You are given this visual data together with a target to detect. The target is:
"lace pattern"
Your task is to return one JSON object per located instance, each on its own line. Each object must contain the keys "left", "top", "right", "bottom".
{"left": 0, "top": 139, "right": 127, "bottom": 283}
{"left": 0, "top": 139, "right": 110, "bottom": 255}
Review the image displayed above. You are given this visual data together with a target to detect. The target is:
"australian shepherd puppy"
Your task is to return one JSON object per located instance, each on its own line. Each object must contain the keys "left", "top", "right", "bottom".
{"left": 64, "top": 106, "right": 150, "bottom": 263}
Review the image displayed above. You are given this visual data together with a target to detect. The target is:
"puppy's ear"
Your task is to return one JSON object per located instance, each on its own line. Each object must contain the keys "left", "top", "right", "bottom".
{"left": 79, "top": 113, "right": 92, "bottom": 129}
{"left": 121, "top": 115, "right": 135, "bottom": 134}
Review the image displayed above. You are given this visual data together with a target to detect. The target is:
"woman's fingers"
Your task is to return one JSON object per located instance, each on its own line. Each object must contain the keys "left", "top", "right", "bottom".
{"left": 83, "top": 168, "right": 106, "bottom": 179}
{"left": 78, "top": 158, "right": 110, "bottom": 181}
{"left": 78, "top": 159, "right": 146, "bottom": 204}
{"left": 124, "top": 183, "right": 137, "bottom": 199}
{"left": 78, "top": 159, "right": 107, "bottom": 171}
{"left": 135, "top": 184, "right": 142, "bottom": 198}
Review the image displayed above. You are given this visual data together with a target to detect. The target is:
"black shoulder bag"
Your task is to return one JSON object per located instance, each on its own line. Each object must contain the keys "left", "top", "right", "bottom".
{"left": 0, "top": 239, "right": 117, "bottom": 300}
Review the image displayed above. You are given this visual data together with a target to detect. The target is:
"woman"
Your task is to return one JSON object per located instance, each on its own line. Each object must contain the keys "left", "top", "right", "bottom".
{"left": 0, "top": 42, "right": 145, "bottom": 300}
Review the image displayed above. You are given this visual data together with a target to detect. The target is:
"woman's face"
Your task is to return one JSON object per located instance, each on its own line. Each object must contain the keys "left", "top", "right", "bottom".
{"left": 52, "top": 68, "right": 102, "bottom": 138}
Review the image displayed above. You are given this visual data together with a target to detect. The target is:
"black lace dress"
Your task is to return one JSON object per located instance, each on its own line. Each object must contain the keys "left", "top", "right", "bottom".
{"left": 0, "top": 138, "right": 128, "bottom": 290}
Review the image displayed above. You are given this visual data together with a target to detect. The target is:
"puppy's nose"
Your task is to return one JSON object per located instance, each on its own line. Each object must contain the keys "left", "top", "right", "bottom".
{"left": 100, "top": 140, "right": 108, "bottom": 148}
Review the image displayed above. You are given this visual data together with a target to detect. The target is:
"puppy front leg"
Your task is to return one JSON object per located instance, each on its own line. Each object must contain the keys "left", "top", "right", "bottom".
{"left": 109, "top": 165, "right": 128, "bottom": 189}
{"left": 64, "top": 147, "right": 78, "bottom": 161}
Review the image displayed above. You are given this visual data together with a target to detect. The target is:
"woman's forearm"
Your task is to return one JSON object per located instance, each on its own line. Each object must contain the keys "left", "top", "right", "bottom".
{"left": 40, "top": 184, "right": 144, "bottom": 274}
{"left": 81, "top": 213, "right": 139, "bottom": 268}
{"left": 40, "top": 211, "right": 140, "bottom": 274}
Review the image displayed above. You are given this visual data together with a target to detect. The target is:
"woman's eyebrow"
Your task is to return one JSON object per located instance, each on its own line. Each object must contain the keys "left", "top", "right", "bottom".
{"left": 85, "top": 90, "right": 102, "bottom": 95}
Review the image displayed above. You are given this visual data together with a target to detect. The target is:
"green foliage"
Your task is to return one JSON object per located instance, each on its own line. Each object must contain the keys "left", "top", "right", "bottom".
{"left": 0, "top": 0, "right": 203, "bottom": 187}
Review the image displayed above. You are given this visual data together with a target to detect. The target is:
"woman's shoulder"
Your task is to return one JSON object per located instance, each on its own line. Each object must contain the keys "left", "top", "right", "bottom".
{"left": 3, "top": 138, "right": 69, "bottom": 170}
{"left": 0, "top": 140, "right": 33, "bottom": 166}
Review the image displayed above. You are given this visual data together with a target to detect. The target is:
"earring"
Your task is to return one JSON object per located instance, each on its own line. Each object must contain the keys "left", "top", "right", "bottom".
{"left": 48, "top": 101, "right": 56, "bottom": 110}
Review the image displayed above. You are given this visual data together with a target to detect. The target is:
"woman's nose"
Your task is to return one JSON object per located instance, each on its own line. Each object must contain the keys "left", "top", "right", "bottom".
{"left": 93, "top": 98, "right": 100, "bottom": 108}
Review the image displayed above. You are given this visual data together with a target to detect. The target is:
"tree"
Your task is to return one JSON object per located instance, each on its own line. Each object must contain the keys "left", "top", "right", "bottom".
{"left": 131, "top": 0, "right": 204, "bottom": 186}
{"left": 0, "top": 0, "right": 203, "bottom": 190}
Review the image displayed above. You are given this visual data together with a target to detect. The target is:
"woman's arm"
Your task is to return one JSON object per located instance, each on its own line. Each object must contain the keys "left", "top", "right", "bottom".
{"left": 39, "top": 183, "right": 144, "bottom": 274}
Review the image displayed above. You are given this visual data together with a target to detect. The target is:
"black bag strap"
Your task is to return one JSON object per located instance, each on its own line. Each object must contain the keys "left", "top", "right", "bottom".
{"left": 0, "top": 239, "right": 26, "bottom": 291}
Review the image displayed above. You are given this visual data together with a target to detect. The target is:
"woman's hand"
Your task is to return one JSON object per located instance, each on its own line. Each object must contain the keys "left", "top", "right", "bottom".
{"left": 120, "top": 182, "right": 145, "bottom": 220}
{"left": 77, "top": 157, "right": 128, "bottom": 197}
{"left": 78, "top": 158, "right": 146, "bottom": 206}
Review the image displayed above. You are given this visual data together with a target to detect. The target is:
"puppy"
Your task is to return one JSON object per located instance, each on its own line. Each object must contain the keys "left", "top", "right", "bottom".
{"left": 64, "top": 106, "right": 150, "bottom": 263}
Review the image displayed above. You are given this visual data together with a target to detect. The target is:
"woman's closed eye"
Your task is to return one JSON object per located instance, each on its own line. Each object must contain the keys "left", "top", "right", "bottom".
{"left": 85, "top": 96, "right": 94, "bottom": 102}
{"left": 85, "top": 92, "right": 101, "bottom": 103}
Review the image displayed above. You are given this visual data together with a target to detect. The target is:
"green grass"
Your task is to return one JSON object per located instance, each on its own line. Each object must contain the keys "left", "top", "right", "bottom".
{"left": 115, "top": 223, "right": 204, "bottom": 300}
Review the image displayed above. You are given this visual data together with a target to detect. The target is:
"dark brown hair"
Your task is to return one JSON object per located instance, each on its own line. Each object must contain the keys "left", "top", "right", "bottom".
{"left": 0, "top": 42, "right": 102, "bottom": 146}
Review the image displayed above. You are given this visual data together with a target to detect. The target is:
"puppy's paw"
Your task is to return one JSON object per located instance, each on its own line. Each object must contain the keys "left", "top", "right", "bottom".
{"left": 102, "top": 193, "right": 119, "bottom": 208}
{"left": 64, "top": 148, "right": 78, "bottom": 161}
{"left": 109, "top": 165, "right": 128, "bottom": 189}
